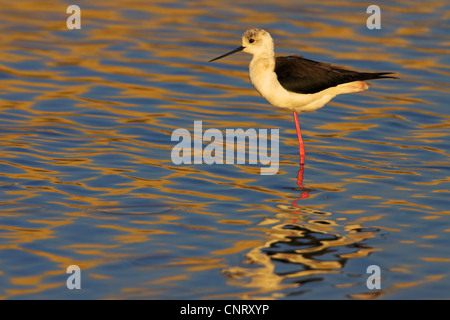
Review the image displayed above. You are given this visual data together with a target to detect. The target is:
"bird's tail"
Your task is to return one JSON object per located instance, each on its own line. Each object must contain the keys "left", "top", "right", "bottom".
{"left": 364, "top": 72, "right": 399, "bottom": 80}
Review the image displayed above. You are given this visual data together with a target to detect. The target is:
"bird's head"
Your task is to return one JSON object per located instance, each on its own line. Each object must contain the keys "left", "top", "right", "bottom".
{"left": 241, "top": 28, "right": 274, "bottom": 56}
{"left": 209, "top": 28, "right": 274, "bottom": 62}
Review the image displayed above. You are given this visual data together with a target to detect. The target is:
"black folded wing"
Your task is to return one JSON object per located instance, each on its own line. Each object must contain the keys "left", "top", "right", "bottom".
{"left": 274, "top": 55, "right": 397, "bottom": 94}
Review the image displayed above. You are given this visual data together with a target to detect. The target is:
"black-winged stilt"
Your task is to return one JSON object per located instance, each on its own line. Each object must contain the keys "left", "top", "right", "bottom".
{"left": 209, "top": 28, "right": 397, "bottom": 165}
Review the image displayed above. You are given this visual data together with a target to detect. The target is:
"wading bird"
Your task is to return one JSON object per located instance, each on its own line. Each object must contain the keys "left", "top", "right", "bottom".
{"left": 209, "top": 28, "right": 397, "bottom": 165}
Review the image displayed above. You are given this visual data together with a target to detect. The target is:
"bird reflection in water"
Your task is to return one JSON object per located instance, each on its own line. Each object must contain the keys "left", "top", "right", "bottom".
{"left": 217, "top": 164, "right": 380, "bottom": 299}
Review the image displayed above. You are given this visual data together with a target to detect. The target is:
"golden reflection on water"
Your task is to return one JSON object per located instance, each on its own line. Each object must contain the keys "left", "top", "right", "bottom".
{"left": 0, "top": 0, "right": 449, "bottom": 299}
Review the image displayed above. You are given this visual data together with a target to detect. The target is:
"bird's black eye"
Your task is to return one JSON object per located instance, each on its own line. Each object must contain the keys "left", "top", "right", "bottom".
{"left": 249, "top": 39, "right": 255, "bottom": 43}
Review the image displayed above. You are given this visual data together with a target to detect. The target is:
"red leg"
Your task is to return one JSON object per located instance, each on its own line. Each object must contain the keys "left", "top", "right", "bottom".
{"left": 293, "top": 111, "right": 305, "bottom": 165}
{"left": 292, "top": 165, "right": 310, "bottom": 207}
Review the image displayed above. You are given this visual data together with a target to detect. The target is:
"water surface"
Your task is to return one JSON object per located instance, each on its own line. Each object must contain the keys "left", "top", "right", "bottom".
{"left": 0, "top": 0, "right": 449, "bottom": 299}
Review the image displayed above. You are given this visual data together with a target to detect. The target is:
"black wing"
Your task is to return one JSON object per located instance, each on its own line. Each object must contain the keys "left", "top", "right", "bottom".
{"left": 274, "top": 55, "right": 397, "bottom": 94}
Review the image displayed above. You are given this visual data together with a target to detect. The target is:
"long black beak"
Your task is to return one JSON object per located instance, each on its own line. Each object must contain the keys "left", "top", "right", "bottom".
{"left": 209, "top": 46, "right": 245, "bottom": 62}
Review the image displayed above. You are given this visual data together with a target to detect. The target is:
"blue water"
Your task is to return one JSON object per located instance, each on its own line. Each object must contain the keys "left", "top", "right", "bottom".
{"left": 0, "top": 0, "right": 449, "bottom": 299}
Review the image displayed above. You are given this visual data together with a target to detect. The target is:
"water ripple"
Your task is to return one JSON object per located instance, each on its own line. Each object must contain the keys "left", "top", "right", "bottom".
{"left": 0, "top": 0, "right": 449, "bottom": 300}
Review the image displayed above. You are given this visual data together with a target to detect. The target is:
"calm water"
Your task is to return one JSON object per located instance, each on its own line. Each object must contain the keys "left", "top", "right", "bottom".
{"left": 0, "top": 0, "right": 449, "bottom": 299}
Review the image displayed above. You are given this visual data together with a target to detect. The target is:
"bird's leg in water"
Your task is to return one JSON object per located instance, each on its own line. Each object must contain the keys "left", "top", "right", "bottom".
{"left": 293, "top": 111, "right": 305, "bottom": 165}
